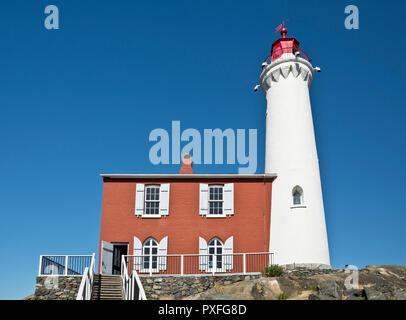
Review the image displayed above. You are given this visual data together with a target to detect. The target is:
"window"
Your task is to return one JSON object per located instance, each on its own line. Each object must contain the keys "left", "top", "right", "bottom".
{"left": 142, "top": 238, "right": 158, "bottom": 271}
{"left": 199, "top": 183, "right": 234, "bottom": 217}
{"left": 208, "top": 238, "right": 223, "bottom": 270}
{"left": 292, "top": 186, "right": 304, "bottom": 206}
{"left": 209, "top": 185, "right": 224, "bottom": 215}
{"left": 144, "top": 185, "right": 160, "bottom": 215}
{"left": 135, "top": 184, "right": 170, "bottom": 217}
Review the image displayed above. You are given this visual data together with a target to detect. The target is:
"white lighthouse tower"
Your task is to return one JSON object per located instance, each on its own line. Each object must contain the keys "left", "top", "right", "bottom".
{"left": 260, "top": 26, "right": 330, "bottom": 268}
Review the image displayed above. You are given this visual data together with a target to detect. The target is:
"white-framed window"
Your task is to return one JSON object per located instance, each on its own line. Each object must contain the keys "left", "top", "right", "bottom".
{"left": 144, "top": 185, "right": 160, "bottom": 215}
{"left": 208, "top": 237, "right": 223, "bottom": 270}
{"left": 135, "top": 184, "right": 170, "bottom": 217}
{"left": 133, "top": 236, "right": 168, "bottom": 272}
{"left": 209, "top": 185, "right": 224, "bottom": 215}
{"left": 199, "top": 183, "right": 234, "bottom": 217}
{"left": 142, "top": 238, "right": 158, "bottom": 272}
{"left": 199, "top": 236, "right": 233, "bottom": 272}
{"left": 292, "top": 186, "right": 304, "bottom": 207}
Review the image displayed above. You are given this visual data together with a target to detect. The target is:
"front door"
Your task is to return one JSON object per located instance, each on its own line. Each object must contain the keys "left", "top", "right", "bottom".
{"left": 112, "top": 244, "right": 128, "bottom": 274}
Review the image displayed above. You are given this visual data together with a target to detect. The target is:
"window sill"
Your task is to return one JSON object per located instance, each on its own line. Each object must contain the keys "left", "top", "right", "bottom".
{"left": 290, "top": 205, "right": 307, "bottom": 209}
{"left": 140, "top": 269, "right": 159, "bottom": 273}
{"left": 141, "top": 215, "right": 164, "bottom": 219}
{"left": 204, "top": 214, "right": 231, "bottom": 219}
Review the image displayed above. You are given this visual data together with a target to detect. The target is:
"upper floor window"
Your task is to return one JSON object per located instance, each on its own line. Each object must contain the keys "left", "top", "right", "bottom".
{"left": 145, "top": 185, "right": 160, "bottom": 215}
{"left": 199, "top": 183, "right": 234, "bottom": 217}
{"left": 135, "top": 184, "right": 170, "bottom": 217}
{"left": 292, "top": 186, "right": 304, "bottom": 206}
{"left": 209, "top": 185, "right": 224, "bottom": 215}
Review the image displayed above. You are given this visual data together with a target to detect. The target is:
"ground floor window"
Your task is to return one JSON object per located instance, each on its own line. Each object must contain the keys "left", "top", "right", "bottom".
{"left": 143, "top": 238, "right": 158, "bottom": 270}
{"left": 208, "top": 238, "right": 223, "bottom": 270}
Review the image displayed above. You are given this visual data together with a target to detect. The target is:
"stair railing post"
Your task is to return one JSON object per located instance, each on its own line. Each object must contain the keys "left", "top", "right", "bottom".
{"left": 38, "top": 255, "right": 43, "bottom": 276}
{"left": 65, "top": 256, "right": 69, "bottom": 275}
{"left": 243, "top": 253, "right": 246, "bottom": 275}
{"left": 181, "top": 255, "right": 184, "bottom": 276}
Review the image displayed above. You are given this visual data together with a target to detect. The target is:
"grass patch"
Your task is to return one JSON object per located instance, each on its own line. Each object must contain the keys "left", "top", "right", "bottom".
{"left": 277, "top": 292, "right": 289, "bottom": 300}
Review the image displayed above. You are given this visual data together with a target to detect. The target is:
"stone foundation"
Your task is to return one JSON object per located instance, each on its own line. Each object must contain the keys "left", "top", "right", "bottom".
{"left": 33, "top": 276, "right": 82, "bottom": 300}
{"left": 140, "top": 274, "right": 260, "bottom": 300}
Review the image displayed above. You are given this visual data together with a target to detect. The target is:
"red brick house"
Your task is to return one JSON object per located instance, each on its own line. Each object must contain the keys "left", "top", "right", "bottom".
{"left": 98, "top": 157, "right": 276, "bottom": 275}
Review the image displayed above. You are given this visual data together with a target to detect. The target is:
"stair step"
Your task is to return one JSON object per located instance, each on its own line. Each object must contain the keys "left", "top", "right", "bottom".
{"left": 91, "top": 275, "right": 124, "bottom": 300}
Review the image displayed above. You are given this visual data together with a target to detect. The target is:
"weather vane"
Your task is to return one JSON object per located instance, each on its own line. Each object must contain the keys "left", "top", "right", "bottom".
{"left": 275, "top": 19, "right": 289, "bottom": 33}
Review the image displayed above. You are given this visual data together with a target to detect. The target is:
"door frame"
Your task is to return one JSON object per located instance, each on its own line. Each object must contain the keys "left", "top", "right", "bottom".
{"left": 112, "top": 242, "right": 129, "bottom": 274}
{"left": 101, "top": 241, "right": 128, "bottom": 275}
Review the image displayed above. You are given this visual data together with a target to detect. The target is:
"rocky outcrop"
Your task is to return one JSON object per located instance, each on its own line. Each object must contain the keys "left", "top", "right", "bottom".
{"left": 183, "top": 265, "right": 406, "bottom": 300}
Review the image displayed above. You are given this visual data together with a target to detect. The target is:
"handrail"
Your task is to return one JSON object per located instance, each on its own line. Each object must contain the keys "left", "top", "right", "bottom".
{"left": 40, "top": 256, "right": 81, "bottom": 275}
{"left": 38, "top": 254, "right": 93, "bottom": 276}
{"left": 121, "top": 255, "right": 147, "bottom": 300}
{"left": 76, "top": 253, "right": 96, "bottom": 300}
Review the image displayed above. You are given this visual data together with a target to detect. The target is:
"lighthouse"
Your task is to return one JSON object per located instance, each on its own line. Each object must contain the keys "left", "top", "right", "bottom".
{"left": 260, "top": 26, "right": 330, "bottom": 268}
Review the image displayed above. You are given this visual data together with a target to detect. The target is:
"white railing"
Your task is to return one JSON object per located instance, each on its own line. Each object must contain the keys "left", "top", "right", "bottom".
{"left": 121, "top": 255, "right": 147, "bottom": 300}
{"left": 76, "top": 253, "right": 96, "bottom": 300}
{"left": 38, "top": 254, "right": 94, "bottom": 276}
{"left": 123, "top": 252, "right": 274, "bottom": 277}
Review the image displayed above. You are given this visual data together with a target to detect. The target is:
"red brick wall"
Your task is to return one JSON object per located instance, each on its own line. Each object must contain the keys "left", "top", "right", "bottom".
{"left": 98, "top": 178, "right": 273, "bottom": 272}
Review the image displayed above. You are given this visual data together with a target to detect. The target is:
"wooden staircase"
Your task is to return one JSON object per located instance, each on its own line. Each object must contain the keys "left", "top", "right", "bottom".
{"left": 91, "top": 275, "right": 123, "bottom": 300}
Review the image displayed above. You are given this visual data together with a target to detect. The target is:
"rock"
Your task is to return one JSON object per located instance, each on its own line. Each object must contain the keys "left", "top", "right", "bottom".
{"left": 346, "top": 295, "right": 365, "bottom": 300}
{"left": 395, "top": 289, "right": 406, "bottom": 300}
{"left": 201, "top": 294, "right": 235, "bottom": 300}
{"left": 317, "top": 281, "right": 343, "bottom": 300}
{"left": 265, "top": 279, "right": 282, "bottom": 297}
{"left": 364, "top": 287, "right": 387, "bottom": 300}
{"left": 343, "top": 288, "right": 364, "bottom": 297}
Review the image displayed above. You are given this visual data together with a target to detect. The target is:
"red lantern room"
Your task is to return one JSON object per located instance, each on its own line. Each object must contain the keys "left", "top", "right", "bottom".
{"left": 263, "top": 25, "right": 311, "bottom": 67}
{"left": 271, "top": 27, "right": 300, "bottom": 61}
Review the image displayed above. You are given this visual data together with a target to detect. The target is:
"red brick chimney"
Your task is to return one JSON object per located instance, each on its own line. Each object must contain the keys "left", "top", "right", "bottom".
{"left": 180, "top": 153, "right": 193, "bottom": 174}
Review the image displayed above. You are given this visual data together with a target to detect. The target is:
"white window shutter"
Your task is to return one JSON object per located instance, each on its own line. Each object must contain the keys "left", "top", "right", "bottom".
{"left": 158, "top": 236, "right": 168, "bottom": 271}
{"left": 135, "top": 184, "right": 145, "bottom": 216}
{"left": 223, "top": 236, "right": 234, "bottom": 271}
{"left": 199, "top": 237, "right": 209, "bottom": 272}
{"left": 223, "top": 183, "right": 234, "bottom": 215}
{"left": 133, "top": 236, "right": 143, "bottom": 271}
{"left": 199, "top": 184, "right": 209, "bottom": 216}
{"left": 159, "top": 184, "right": 170, "bottom": 216}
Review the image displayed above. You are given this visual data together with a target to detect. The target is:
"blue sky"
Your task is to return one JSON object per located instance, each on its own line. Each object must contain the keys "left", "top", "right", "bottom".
{"left": 0, "top": 0, "right": 405, "bottom": 299}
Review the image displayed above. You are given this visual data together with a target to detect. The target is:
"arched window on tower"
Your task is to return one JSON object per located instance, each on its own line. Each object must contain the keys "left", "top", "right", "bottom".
{"left": 292, "top": 186, "right": 304, "bottom": 206}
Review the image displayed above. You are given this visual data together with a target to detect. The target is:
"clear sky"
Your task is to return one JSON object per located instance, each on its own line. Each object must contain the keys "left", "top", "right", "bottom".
{"left": 0, "top": 0, "right": 405, "bottom": 299}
